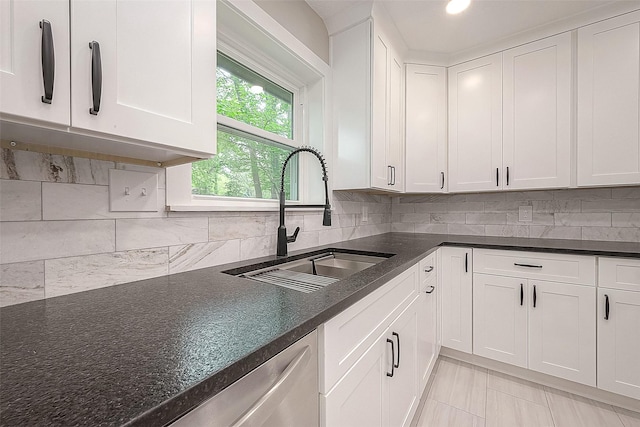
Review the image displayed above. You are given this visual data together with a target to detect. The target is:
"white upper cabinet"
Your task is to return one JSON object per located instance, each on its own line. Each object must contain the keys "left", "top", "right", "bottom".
{"left": 448, "top": 53, "right": 503, "bottom": 192}
{"left": 577, "top": 11, "right": 640, "bottom": 187}
{"left": 0, "top": 0, "right": 70, "bottom": 125}
{"left": 405, "top": 65, "right": 447, "bottom": 193}
{"left": 332, "top": 17, "right": 404, "bottom": 192}
{"left": 503, "top": 33, "right": 572, "bottom": 190}
{"left": 70, "top": 0, "right": 216, "bottom": 155}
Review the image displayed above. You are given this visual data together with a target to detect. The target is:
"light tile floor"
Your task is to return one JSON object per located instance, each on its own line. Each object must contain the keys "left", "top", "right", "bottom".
{"left": 415, "top": 357, "right": 640, "bottom": 427}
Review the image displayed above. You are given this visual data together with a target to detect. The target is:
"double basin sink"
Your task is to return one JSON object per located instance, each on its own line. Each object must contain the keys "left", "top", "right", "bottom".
{"left": 224, "top": 249, "right": 393, "bottom": 293}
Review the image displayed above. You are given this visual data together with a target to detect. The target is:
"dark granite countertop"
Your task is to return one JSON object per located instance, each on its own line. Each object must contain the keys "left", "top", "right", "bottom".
{"left": 1, "top": 233, "right": 638, "bottom": 426}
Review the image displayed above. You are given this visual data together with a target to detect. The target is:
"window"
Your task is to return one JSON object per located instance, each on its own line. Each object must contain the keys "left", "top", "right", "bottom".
{"left": 166, "top": 0, "right": 330, "bottom": 211}
{"left": 191, "top": 52, "right": 299, "bottom": 201}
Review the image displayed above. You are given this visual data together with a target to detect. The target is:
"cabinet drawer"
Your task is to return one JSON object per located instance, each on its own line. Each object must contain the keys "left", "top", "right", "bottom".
{"left": 473, "top": 249, "right": 595, "bottom": 285}
{"left": 599, "top": 257, "right": 640, "bottom": 292}
{"left": 319, "top": 264, "right": 419, "bottom": 393}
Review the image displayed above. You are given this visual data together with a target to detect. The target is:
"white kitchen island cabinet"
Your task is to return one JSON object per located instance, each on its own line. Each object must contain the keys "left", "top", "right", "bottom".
{"left": 577, "top": 10, "right": 640, "bottom": 187}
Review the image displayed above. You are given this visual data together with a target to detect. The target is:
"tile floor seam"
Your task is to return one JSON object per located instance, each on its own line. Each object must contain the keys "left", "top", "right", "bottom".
{"left": 486, "top": 370, "right": 550, "bottom": 407}
{"left": 544, "top": 387, "right": 559, "bottom": 427}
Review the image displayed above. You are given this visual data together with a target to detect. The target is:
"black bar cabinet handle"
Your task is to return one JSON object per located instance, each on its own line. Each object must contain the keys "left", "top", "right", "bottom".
{"left": 425, "top": 285, "right": 435, "bottom": 294}
{"left": 465, "top": 253, "right": 468, "bottom": 273}
{"left": 89, "top": 41, "right": 102, "bottom": 115}
{"left": 424, "top": 266, "right": 434, "bottom": 273}
{"left": 514, "top": 263, "right": 543, "bottom": 269}
{"left": 392, "top": 332, "right": 400, "bottom": 368}
{"left": 388, "top": 165, "right": 392, "bottom": 185}
{"left": 386, "top": 338, "right": 395, "bottom": 377}
{"left": 604, "top": 294, "right": 610, "bottom": 320}
{"left": 520, "top": 283, "right": 524, "bottom": 306}
{"left": 391, "top": 166, "right": 396, "bottom": 186}
{"left": 40, "top": 20, "right": 54, "bottom": 104}
{"left": 440, "top": 171, "right": 445, "bottom": 189}
{"left": 496, "top": 168, "right": 499, "bottom": 186}
{"left": 506, "top": 167, "right": 510, "bottom": 186}
{"left": 533, "top": 285, "right": 537, "bottom": 308}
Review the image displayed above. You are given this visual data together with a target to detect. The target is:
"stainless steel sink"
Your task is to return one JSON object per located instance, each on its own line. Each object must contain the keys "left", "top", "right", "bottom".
{"left": 225, "top": 250, "right": 393, "bottom": 293}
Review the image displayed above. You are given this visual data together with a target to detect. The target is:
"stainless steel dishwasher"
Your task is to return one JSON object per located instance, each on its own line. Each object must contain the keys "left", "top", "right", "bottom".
{"left": 170, "top": 330, "right": 318, "bottom": 427}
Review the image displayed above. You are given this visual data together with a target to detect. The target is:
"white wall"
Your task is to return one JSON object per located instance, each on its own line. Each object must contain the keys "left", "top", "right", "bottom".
{"left": 254, "top": 0, "right": 330, "bottom": 63}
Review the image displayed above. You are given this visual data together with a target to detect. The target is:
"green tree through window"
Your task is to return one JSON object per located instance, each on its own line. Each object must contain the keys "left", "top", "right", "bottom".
{"left": 192, "top": 52, "right": 298, "bottom": 200}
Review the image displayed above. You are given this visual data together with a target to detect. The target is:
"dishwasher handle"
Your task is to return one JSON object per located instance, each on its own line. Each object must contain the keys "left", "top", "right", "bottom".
{"left": 231, "top": 345, "right": 311, "bottom": 427}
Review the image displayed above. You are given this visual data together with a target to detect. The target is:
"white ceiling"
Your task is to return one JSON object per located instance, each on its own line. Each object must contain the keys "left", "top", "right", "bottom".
{"left": 306, "top": 0, "right": 639, "bottom": 55}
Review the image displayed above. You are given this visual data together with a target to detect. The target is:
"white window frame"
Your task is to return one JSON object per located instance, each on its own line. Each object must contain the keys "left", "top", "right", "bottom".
{"left": 167, "top": 0, "right": 331, "bottom": 211}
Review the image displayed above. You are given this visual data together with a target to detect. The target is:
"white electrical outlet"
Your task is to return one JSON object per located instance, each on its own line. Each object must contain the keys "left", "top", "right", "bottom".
{"left": 109, "top": 169, "right": 159, "bottom": 212}
{"left": 362, "top": 205, "right": 369, "bottom": 222}
{"left": 519, "top": 205, "right": 533, "bottom": 222}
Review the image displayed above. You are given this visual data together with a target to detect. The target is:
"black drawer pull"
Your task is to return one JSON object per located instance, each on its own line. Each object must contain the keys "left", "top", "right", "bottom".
{"left": 496, "top": 168, "right": 499, "bottom": 186}
{"left": 386, "top": 338, "right": 394, "bottom": 377}
{"left": 40, "top": 20, "right": 54, "bottom": 104}
{"left": 520, "top": 283, "right": 523, "bottom": 306}
{"left": 514, "top": 263, "right": 543, "bottom": 269}
{"left": 424, "top": 266, "right": 434, "bottom": 273}
{"left": 425, "top": 285, "right": 435, "bottom": 294}
{"left": 506, "top": 166, "right": 510, "bottom": 186}
{"left": 533, "top": 285, "right": 537, "bottom": 308}
{"left": 392, "top": 332, "right": 400, "bottom": 368}
{"left": 604, "top": 294, "right": 610, "bottom": 320}
{"left": 440, "top": 171, "right": 445, "bottom": 189}
{"left": 89, "top": 41, "right": 102, "bottom": 115}
{"left": 465, "top": 253, "right": 468, "bottom": 273}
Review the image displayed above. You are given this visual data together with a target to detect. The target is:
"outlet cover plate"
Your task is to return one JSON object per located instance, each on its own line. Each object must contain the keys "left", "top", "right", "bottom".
{"left": 519, "top": 205, "right": 533, "bottom": 222}
{"left": 109, "top": 169, "right": 158, "bottom": 212}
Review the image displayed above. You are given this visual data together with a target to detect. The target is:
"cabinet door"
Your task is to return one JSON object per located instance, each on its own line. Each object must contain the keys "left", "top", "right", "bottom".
{"left": 528, "top": 280, "right": 596, "bottom": 386}
{"left": 388, "top": 300, "right": 419, "bottom": 427}
{"left": 473, "top": 274, "right": 527, "bottom": 368}
{"left": 405, "top": 64, "right": 447, "bottom": 193}
{"left": 70, "top": 0, "right": 216, "bottom": 155}
{"left": 388, "top": 53, "right": 403, "bottom": 192}
{"left": 322, "top": 337, "right": 388, "bottom": 427}
{"left": 598, "top": 288, "right": 640, "bottom": 399}
{"left": 417, "top": 280, "right": 437, "bottom": 393}
{"left": 448, "top": 53, "right": 503, "bottom": 192}
{"left": 440, "top": 247, "right": 473, "bottom": 353}
{"left": 371, "top": 30, "right": 390, "bottom": 190}
{"left": 503, "top": 33, "right": 571, "bottom": 190}
{"left": 577, "top": 11, "right": 640, "bottom": 186}
{"left": 0, "top": 0, "right": 70, "bottom": 125}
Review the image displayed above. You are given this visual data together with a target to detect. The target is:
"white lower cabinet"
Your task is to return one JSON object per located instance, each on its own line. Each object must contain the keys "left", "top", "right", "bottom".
{"left": 418, "top": 253, "right": 439, "bottom": 393}
{"left": 597, "top": 289, "right": 640, "bottom": 399}
{"left": 322, "top": 299, "right": 419, "bottom": 427}
{"left": 528, "top": 280, "right": 596, "bottom": 386}
{"left": 473, "top": 273, "right": 527, "bottom": 368}
{"left": 597, "top": 257, "right": 640, "bottom": 399}
{"left": 472, "top": 249, "right": 597, "bottom": 387}
{"left": 320, "top": 262, "right": 428, "bottom": 427}
{"left": 440, "top": 247, "right": 473, "bottom": 353}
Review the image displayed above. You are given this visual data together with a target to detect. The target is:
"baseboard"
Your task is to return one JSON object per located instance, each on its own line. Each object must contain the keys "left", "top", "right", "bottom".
{"left": 441, "top": 347, "right": 640, "bottom": 413}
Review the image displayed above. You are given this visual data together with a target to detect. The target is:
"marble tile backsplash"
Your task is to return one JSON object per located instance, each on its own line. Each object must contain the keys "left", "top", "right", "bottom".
{"left": 392, "top": 187, "right": 640, "bottom": 242}
{"left": 0, "top": 149, "right": 391, "bottom": 307}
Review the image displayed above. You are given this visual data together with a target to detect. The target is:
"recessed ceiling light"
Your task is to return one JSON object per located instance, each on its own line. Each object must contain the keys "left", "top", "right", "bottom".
{"left": 446, "top": 0, "right": 470, "bottom": 15}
